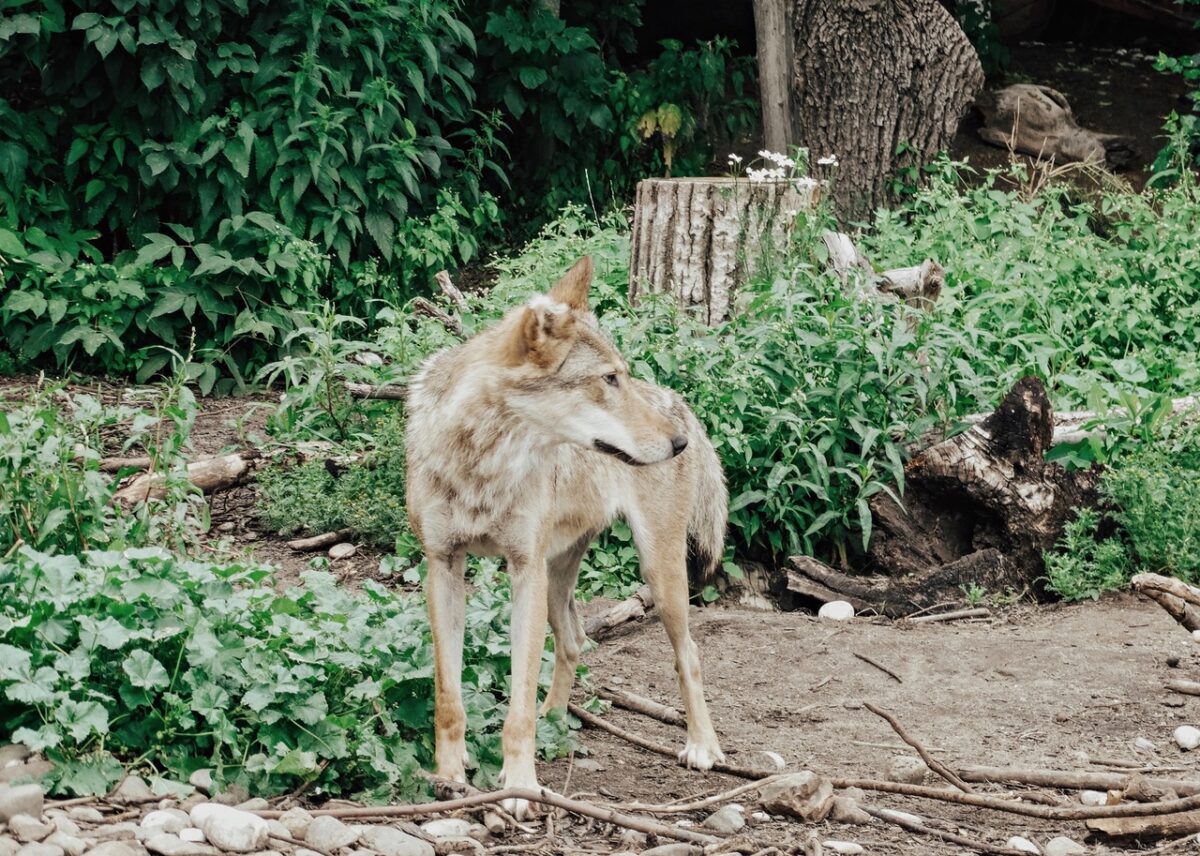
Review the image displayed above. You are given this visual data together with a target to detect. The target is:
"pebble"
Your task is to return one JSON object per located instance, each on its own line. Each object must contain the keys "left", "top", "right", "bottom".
{"left": 750, "top": 811, "right": 771, "bottom": 823}
{"left": 294, "top": 851, "right": 323, "bottom": 856}
{"left": 50, "top": 819, "right": 79, "bottom": 838}
{"left": 822, "top": 843, "right": 864, "bottom": 856}
{"left": 818, "top": 600, "right": 854, "bottom": 621}
{"left": 877, "top": 808, "right": 923, "bottom": 825}
{"left": 1007, "top": 836, "right": 1040, "bottom": 854}
{"left": 264, "top": 823, "right": 289, "bottom": 842}
{"left": 144, "top": 834, "right": 220, "bottom": 856}
{"left": 16, "top": 844, "right": 63, "bottom": 856}
{"left": 1192, "top": 629, "right": 1200, "bottom": 643}
{"left": 616, "top": 830, "right": 646, "bottom": 851}
{"left": 112, "top": 777, "right": 156, "bottom": 805}
{"left": 328, "top": 543, "right": 357, "bottom": 560}
{"left": 1, "top": 759, "right": 54, "bottom": 785}
{"left": 86, "top": 843, "right": 144, "bottom": 856}
{"left": 9, "top": 816, "right": 54, "bottom": 843}
{"left": 1176, "top": 725, "right": 1200, "bottom": 750}
{"left": 356, "top": 826, "right": 432, "bottom": 856}
{"left": 303, "top": 817, "right": 360, "bottom": 852}
{"left": 0, "top": 784, "right": 44, "bottom": 822}
{"left": 190, "top": 805, "right": 268, "bottom": 853}
{"left": 177, "top": 831, "right": 204, "bottom": 844}
{"left": 142, "top": 811, "right": 191, "bottom": 837}
{"left": 277, "top": 809, "right": 313, "bottom": 841}
{"left": 1079, "top": 790, "right": 1108, "bottom": 806}
{"left": 1133, "top": 737, "right": 1156, "bottom": 752}
{"left": 829, "top": 796, "right": 873, "bottom": 825}
{"left": 209, "top": 787, "right": 249, "bottom": 808}
{"left": 641, "top": 845, "right": 700, "bottom": 856}
{"left": 0, "top": 840, "right": 19, "bottom": 856}
{"left": 188, "top": 772, "right": 214, "bottom": 795}
{"left": 701, "top": 805, "right": 745, "bottom": 834}
{"left": 1044, "top": 836, "right": 1086, "bottom": 856}
{"left": 66, "top": 808, "right": 105, "bottom": 824}
{"left": 886, "top": 756, "right": 928, "bottom": 785}
{"left": 43, "top": 834, "right": 85, "bottom": 856}
{"left": 418, "top": 819, "right": 471, "bottom": 839}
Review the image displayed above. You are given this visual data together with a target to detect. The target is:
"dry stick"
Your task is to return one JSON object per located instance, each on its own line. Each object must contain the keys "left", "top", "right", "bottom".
{"left": 345, "top": 381, "right": 408, "bottom": 401}
{"left": 412, "top": 296, "right": 465, "bottom": 337}
{"left": 851, "top": 651, "right": 903, "bottom": 683}
{"left": 863, "top": 702, "right": 974, "bottom": 793}
{"left": 956, "top": 765, "right": 1200, "bottom": 797}
{"left": 252, "top": 787, "right": 718, "bottom": 846}
{"left": 862, "top": 805, "right": 1026, "bottom": 855}
{"left": 98, "top": 455, "right": 153, "bottom": 473}
{"left": 286, "top": 528, "right": 354, "bottom": 552}
{"left": 567, "top": 702, "right": 775, "bottom": 781}
{"left": 596, "top": 686, "right": 686, "bottom": 728}
{"left": 906, "top": 607, "right": 991, "bottom": 624}
{"left": 434, "top": 269, "right": 468, "bottom": 311}
{"left": 619, "top": 774, "right": 793, "bottom": 814}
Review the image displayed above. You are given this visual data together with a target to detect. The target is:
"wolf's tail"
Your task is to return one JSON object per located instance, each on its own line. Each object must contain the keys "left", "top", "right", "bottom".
{"left": 687, "top": 433, "right": 728, "bottom": 585}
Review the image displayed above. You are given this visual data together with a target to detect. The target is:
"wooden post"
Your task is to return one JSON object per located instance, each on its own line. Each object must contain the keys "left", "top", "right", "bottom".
{"left": 753, "top": 0, "right": 795, "bottom": 153}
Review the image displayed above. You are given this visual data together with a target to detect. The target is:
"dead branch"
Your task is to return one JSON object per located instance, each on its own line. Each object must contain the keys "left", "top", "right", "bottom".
{"left": 597, "top": 686, "right": 686, "bottom": 728}
{"left": 1142, "top": 588, "right": 1200, "bottom": 633}
{"left": 1134, "top": 574, "right": 1200, "bottom": 623}
{"left": 435, "top": 270, "right": 468, "bottom": 311}
{"left": 412, "top": 296, "right": 464, "bottom": 338}
{"left": 567, "top": 702, "right": 776, "bottom": 780}
{"left": 863, "top": 702, "right": 973, "bottom": 792}
{"left": 252, "top": 786, "right": 718, "bottom": 846}
{"left": 862, "top": 805, "right": 1026, "bottom": 855}
{"left": 287, "top": 528, "right": 355, "bottom": 552}
{"left": 1086, "top": 809, "right": 1200, "bottom": 839}
{"left": 98, "top": 455, "right": 153, "bottom": 473}
{"left": 584, "top": 585, "right": 655, "bottom": 640}
{"left": 957, "top": 765, "right": 1200, "bottom": 797}
{"left": 851, "top": 651, "right": 903, "bottom": 683}
{"left": 112, "top": 450, "right": 262, "bottom": 504}
{"left": 1166, "top": 679, "right": 1200, "bottom": 697}
{"left": 618, "top": 774, "right": 793, "bottom": 814}
{"left": 821, "top": 231, "right": 944, "bottom": 313}
{"left": 905, "top": 607, "right": 991, "bottom": 624}
{"left": 345, "top": 382, "right": 409, "bottom": 401}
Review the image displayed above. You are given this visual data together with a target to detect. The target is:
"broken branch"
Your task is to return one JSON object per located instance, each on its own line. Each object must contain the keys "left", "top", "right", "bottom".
{"left": 345, "top": 382, "right": 408, "bottom": 401}
{"left": 905, "top": 607, "right": 991, "bottom": 624}
{"left": 851, "top": 651, "right": 903, "bottom": 683}
{"left": 596, "top": 686, "right": 686, "bottom": 728}
{"left": 412, "top": 296, "right": 464, "bottom": 338}
{"left": 956, "top": 764, "right": 1200, "bottom": 797}
{"left": 287, "top": 528, "right": 355, "bottom": 552}
{"left": 862, "top": 804, "right": 1026, "bottom": 855}
{"left": 863, "top": 702, "right": 973, "bottom": 793}
{"left": 584, "top": 585, "right": 655, "bottom": 640}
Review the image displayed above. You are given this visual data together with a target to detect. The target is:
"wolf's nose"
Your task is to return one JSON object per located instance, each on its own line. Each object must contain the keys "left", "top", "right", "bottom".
{"left": 671, "top": 435, "right": 689, "bottom": 456}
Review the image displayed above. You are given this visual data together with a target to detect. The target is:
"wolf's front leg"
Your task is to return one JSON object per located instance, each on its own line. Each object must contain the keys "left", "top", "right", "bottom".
{"left": 427, "top": 551, "right": 468, "bottom": 782}
{"left": 499, "top": 554, "right": 549, "bottom": 819}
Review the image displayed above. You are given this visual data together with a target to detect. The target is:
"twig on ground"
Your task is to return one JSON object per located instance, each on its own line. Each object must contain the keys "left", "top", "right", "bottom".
{"left": 905, "top": 607, "right": 991, "bottom": 624}
{"left": 253, "top": 787, "right": 719, "bottom": 845}
{"left": 98, "top": 455, "right": 153, "bottom": 473}
{"left": 412, "top": 296, "right": 464, "bottom": 338}
{"left": 286, "top": 529, "right": 354, "bottom": 552}
{"left": 597, "top": 686, "right": 686, "bottom": 727}
{"left": 618, "top": 774, "right": 792, "bottom": 814}
{"left": 851, "top": 651, "right": 903, "bottom": 683}
{"left": 863, "top": 702, "right": 974, "bottom": 792}
{"left": 862, "top": 804, "right": 1025, "bottom": 855}
{"left": 956, "top": 765, "right": 1200, "bottom": 797}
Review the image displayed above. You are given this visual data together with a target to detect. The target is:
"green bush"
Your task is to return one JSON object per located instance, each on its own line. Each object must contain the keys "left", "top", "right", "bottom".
{"left": 1151, "top": 0, "right": 1199, "bottom": 184}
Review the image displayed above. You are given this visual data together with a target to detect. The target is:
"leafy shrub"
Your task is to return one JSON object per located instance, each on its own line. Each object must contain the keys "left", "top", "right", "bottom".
{"left": 0, "top": 547, "right": 573, "bottom": 798}
{"left": 1042, "top": 508, "right": 1132, "bottom": 601}
{"left": 1151, "top": 0, "right": 1199, "bottom": 184}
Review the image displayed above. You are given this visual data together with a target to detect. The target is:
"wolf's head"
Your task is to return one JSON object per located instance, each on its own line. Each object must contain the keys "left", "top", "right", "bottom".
{"left": 498, "top": 257, "right": 687, "bottom": 466}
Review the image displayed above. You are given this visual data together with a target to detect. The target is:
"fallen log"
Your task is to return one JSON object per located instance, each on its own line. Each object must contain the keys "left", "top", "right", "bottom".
{"left": 597, "top": 686, "right": 686, "bottom": 728}
{"left": 906, "top": 607, "right": 991, "bottom": 624}
{"left": 345, "top": 382, "right": 408, "bottom": 401}
{"left": 112, "top": 450, "right": 262, "bottom": 505}
{"left": 957, "top": 765, "right": 1200, "bottom": 797}
{"left": 1133, "top": 573, "right": 1200, "bottom": 610}
{"left": 1140, "top": 588, "right": 1200, "bottom": 633}
{"left": 1086, "top": 810, "right": 1200, "bottom": 840}
{"left": 584, "top": 585, "right": 655, "bottom": 641}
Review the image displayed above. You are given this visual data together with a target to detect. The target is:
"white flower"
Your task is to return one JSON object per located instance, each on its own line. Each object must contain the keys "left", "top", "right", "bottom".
{"left": 727, "top": 153, "right": 743, "bottom": 164}
{"left": 758, "top": 149, "right": 773, "bottom": 159}
{"left": 817, "top": 154, "right": 839, "bottom": 167}
{"left": 747, "top": 167, "right": 767, "bottom": 182}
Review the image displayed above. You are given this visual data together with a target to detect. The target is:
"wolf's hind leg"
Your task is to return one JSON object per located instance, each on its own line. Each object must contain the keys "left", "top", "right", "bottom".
{"left": 629, "top": 513, "right": 725, "bottom": 770}
{"left": 427, "top": 550, "right": 468, "bottom": 782}
{"left": 541, "top": 533, "right": 594, "bottom": 714}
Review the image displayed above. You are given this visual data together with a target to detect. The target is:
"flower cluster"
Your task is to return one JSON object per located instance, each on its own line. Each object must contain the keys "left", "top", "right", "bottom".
{"left": 758, "top": 149, "right": 797, "bottom": 168}
{"left": 817, "top": 154, "right": 839, "bottom": 167}
{"left": 747, "top": 166, "right": 787, "bottom": 182}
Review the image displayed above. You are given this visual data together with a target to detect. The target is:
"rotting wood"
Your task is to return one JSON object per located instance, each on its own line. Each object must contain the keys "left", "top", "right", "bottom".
{"left": 287, "top": 528, "right": 355, "bottom": 552}
{"left": 1086, "top": 810, "right": 1200, "bottom": 839}
{"left": 957, "top": 765, "right": 1200, "bottom": 796}
{"left": 112, "top": 450, "right": 262, "bottom": 504}
{"left": 1142, "top": 589, "right": 1200, "bottom": 633}
{"left": 863, "top": 702, "right": 973, "bottom": 792}
{"left": 584, "top": 585, "right": 655, "bottom": 640}
{"left": 596, "top": 686, "right": 686, "bottom": 728}
{"left": 628, "top": 176, "right": 821, "bottom": 324}
{"left": 1134, "top": 573, "right": 1200, "bottom": 611}
{"left": 434, "top": 269, "right": 467, "bottom": 311}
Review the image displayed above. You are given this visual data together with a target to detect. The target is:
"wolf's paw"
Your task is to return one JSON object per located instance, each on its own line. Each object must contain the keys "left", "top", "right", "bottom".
{"left": 498, "top": 765, "right": 539, "bottom": 820}
{"left": 678, "top": 739, "right": 725, "bottom": 770}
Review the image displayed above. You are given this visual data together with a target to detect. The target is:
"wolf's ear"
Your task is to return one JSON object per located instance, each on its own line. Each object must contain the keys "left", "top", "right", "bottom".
{"left": 547, "top": 256, "right": 593, "bottom": 311}
{"left": 504, "top": 296, "right": 577, "bottom": 368}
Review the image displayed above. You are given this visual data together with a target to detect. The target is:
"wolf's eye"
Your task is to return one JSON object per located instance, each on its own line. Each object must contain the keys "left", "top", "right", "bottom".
{"left": 604, "top": 373, "right": 619, "bottom": 388}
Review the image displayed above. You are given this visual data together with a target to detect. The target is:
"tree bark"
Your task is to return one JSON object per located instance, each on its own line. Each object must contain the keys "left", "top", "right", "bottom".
{"left": 754, "top": 0, "right": 796, "bottom": 153}
{"left": 628, "top": 176, "right": 820, "bottom": 323}
{"left": 790, "top": 0, "right": 984, "bottom": 217}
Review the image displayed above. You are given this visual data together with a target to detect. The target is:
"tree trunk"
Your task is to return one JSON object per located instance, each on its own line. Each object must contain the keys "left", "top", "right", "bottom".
{"left": 754, "top": 0, "right": 796, "bottom": 153}
{"left": 790, "top": 0, "right": 984, "bottom": 217}
{"left": 628, "top": 176, "right": 820, "bottom": 323}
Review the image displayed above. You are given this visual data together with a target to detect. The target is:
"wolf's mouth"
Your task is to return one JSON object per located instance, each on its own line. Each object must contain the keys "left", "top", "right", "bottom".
{"left": 593, "top": 440, "right": 646, "bottom": 466}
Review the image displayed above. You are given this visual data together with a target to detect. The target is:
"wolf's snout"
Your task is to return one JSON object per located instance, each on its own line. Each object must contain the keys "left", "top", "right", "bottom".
{"left": 671, "top": 435, "right": 689, "bottom": 456}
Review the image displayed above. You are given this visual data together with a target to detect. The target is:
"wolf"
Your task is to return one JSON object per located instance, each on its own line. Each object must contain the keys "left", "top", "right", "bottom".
{"left": 405, "top": 256, "right": 727, "bottom": 817}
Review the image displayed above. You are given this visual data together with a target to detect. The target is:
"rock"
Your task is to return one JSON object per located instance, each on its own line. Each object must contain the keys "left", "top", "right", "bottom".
{"left": 0, "top": 840, "right": 20, "bottom": 856}
{"left": 701, "top": 805, "right": 745, "bottom": 834}
{"left": 1133, "top": 737, "right": 1156, "bottom": 752}
{"left": 758, "top": 771, "right": 834, "bottom": 822}
{"left": 0, "top": 784, "right": 44, "bottom": 822}
{"left": 1006, "top": 836, "right": 1041, "bottom": 854}
{"left": 328, "top": 543, "right": 357, "bottom": 560}
{"left": 0, "top": 759, "right": 53, "bottom": 785}
{"left": 294, "top": 851, "right": 323, "bottom": 856}
{"left": 1175, "top": 725, "right": 1200, "bottom": 750}
{"left": 190, "top": 805, "right": 269, "bottom": 853}
{"left": 265, "top": 823, "right": 289, "bottom": 842}
{"left": 66, "top": 808, "right": 105, "bottom": 824}
{"left": 143, "top": 811, "right": 191, "bottom": 837}
{"left": 749, "top": 811, "right": 771, "bottom": 823}
{"left": 0, "top": 747, "right": 31, "bottom": 767}
{"left": 43, "top": 834, "right": 85, "bottom": 856}
{"left": 641, "top": 846, "right": 700, "bottom": 856}
{"left": 86, "top": 823, "right": 141, "bottom": 842}
{"left": 1044, "top": 837, "right": 1086, "bottom": 856}
{"left": 112, "top": 777, "right": 156, "bottom": 805}
{"left": 144, "top": 835, "right": 220, "bottom": 856}
{"left": 16, "top": 844, "right": 63, "bottom": 856}
{"left": 304, "top": 817, "right": 360, "bottom": 852}
{"left": 87, "top": 843, "right": 146, "bottom": 856}
{"left": 277, "top": 809, "right": 312, "bottom": 841}
{"left": 177, "top": 831, "right": 204, "bottom": 844}
{"left": 188, "top": 772, "right": 214, "bottom": 795}
{"left": 571, "top": 758, "right": 605, "bottom": 773}
{"left": 877, "top": 808, "right": 923, "bottom": 825}
{"left": 418, "top": 819, "right": 472, "bottom": 839}
{"left": 9, "top": 816, "right": 54, "bottom": 843}
{"left": 1079, "top": 790, "right": 1108, "bottom": 806}
{"left": 1124, "top": 773, "right": 1165, "bottom": 802}
{"left": 818, "top": 601, "right": 854, "bottom": 621}
{"left": 49, "top": 819, "right": 79, "bottom": 838}
{"left": 466, "top": 824, "right": 489, "bottom": 843}
{"left": 209, "top": 787, "right": 249, "bottom": 808}
{"left": 232, "top": 800, "right": 268, "bottom": 813}
{"left": 616, "top": 830, "right": 646, "bottom": 851}
{"left": 886, "top": 756, "right": 929, "bottom": 785}
{"left": 828, "top": 796, "right": 873, "bottom": 825}
{"left": 822, "top": 843, "right": 864, "bottom": 856}
{"left": 178, "top": 796, "right": 207, "bottom": 813}
{"left": 356, "top": 826, "right": 432, "bottom": 856}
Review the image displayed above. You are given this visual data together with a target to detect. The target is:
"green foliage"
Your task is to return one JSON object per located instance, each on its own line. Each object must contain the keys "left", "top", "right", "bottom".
{"left": 1042, "top": 508, "right": 1132, "bottom": 601}
{"left": 954, "top": 0, "right": 1009, "bottom": 76}
{"left": 1151, "top": 0, "right": 1200, "bottom": 184}
{"left": 0, "top": 547, "right": 573, "bottom": 798}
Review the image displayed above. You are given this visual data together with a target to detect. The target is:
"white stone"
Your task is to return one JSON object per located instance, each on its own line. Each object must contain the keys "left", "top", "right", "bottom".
{"left": 750, "top": 811, "right": 771, "bottom": 822}
{"left": 188, "top": 771, "right": 214, "bottom": 795}
{"left": 1006, "top": 836, "right": 1041, "bottom": 854}
{"left": 822, "top": 843, "right": 864, "bottom": 856}
{"left": 42, "top": 834, "right": 84, "bottom": 856}
{"left": 1079, "top": 790, "right": 1107, "bottom": 806}
{"left": 277, "top": 809, "right": 313, "bottom": 841}
{"left": 178, "top": 831, "right": 205, "bottom": 844}
{"left": 303, "top": 817, "right": 359, "bottom": 852}
{"left": 878, "top": 809, "right": 923, "bottom": 825}
{"left": 15, "top": 844, "right": 63, "bottom": 856}
{"left": 1175, "top": 725, "right": 1200, "bottom": 750}
{"left": 142, "top": 811, "right": 191, "bottom": 837}
{"left": 759, "top": 751, "right": 786, "bottom": 770}
{"left": 143, "top": 835, "right": 219, "bottom": 856}
{"left": 701, "top": 805, "right": 745, "bottom": 834}
{"left": 112, "top": 777, "right": 155, "bottom": 805}
{"left": 0, "top": 785, "right": 43, "bottom": 822}
{"left": 85, "top": 843, "right": 142, "bottom": 856}
{"left": 189, "top": 805, "right": 268, "bottom": 854}
{"left": 10, "top": 816, "right": 55, "bottom": 843}
{"left": 886, "top": 756, "right": 928, "bottom": 785}
{"left": 66, "top": 808, "right": 104, "bottom": 824}
{"left": 328, "top": 543, "right": 357, "bottom": 560}
{"left": 1043, "top": 836, "right": 1086, "bottom": 856}
{"left": 818, "top": 601, "right": 854, "bottom": 621}
{"left": 355, "top": 826, "right": 432, "bottom": 856}
{"left": 0, "top": 746, "right": 31, "bottom": 767}
{"left": 1133, "top": 737, "right": 1156, "bottom": 752}
{"left": 1192, "top": 629, "right": 1200, "bottom": 642}
{"left": 417, "top": 819, "right": 471, "bottom": 839}
{"left": 0, "top": 839, "right": 21, "bottom": 856}
{"left": 49, "top": 819, "right": 78, "bottom": 838}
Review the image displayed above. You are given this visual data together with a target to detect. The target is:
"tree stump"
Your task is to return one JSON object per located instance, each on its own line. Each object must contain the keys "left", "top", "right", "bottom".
{"left": 628, "top": 176, "right": 821, "bottom": 324}
{"left": 787, "top": 376, "right": 1100, "bottom": 615}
